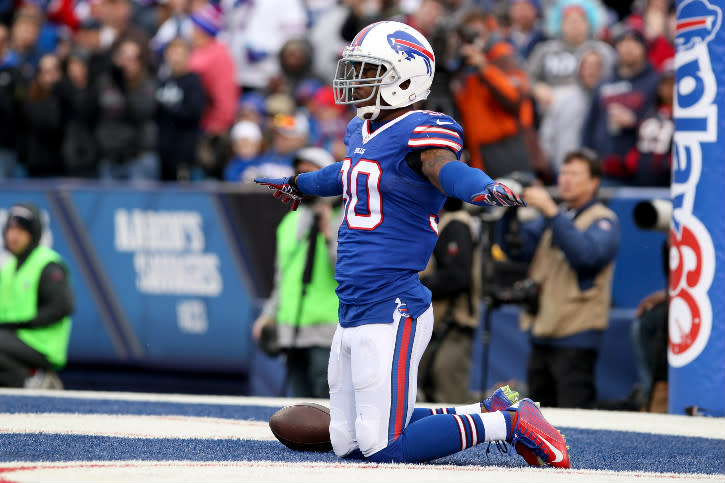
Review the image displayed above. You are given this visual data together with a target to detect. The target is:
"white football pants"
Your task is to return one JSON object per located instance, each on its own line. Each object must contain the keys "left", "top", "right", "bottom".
{"left": 327, "top": 301, "right": 434, "bottom": 457}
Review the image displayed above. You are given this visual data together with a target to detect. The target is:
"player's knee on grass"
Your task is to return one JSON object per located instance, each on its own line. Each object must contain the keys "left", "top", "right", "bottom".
{"left": 366, "top": 436, "right": 406, "bottom": 463}
{"left": 355, "top": 403, "right": 388, "bottom": 457}
{"left": 329, "top": 419, "right": 358, "bottom": 457}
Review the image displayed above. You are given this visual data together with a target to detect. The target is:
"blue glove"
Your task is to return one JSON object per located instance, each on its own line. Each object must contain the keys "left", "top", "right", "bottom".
{"left": 472, "top": 182, "right": 526, "bottom": 207}
{"left": 255, "top": 176, "right": 304, "bottom": 211}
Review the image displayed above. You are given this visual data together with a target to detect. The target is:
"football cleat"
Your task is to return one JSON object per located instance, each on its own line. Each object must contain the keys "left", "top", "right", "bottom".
{"left": 482, "top": 385, "right": 519, "bottom": 413}
{"left": 508, "top": 399, "right": 571, "bottom": 469}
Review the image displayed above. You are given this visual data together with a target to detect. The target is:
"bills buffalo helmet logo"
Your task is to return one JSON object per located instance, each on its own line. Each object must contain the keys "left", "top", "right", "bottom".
{"left": 387, "top": 31, "right": 434, "bottom": 75}
{"left": 675, "top": 0, "right": 722, "bottom": 50}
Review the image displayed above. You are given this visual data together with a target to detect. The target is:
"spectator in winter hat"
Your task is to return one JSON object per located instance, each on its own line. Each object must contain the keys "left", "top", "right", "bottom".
{"left": 150, "top": 0, "right": 194, "bottom": 57}
{"left": 526, "top": 0, "right": 614, "bottom": 113}
{"left": 188, "top": 1, "right": 237, "bottom": 136}
{"left": 188, "top": 2, "right": 238, "bottom": 178}
{"left": 246, "top": 112, "right": 309, "bottom": 180}
{"left": 236, "top": 91, "right": 266, "bottom": 126}
{"left": 0, "top": 202, "right": 74, "bottom": 390}
{"left": 224, "top": 120, "right": 280, "bottom": 183}
{"left": 265, "top": 92, "right": 296, "bottom": 117}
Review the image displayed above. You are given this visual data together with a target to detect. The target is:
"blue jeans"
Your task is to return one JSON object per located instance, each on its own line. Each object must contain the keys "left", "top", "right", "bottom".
{"left": 629, "top": 301, "right": 668, "bottom": 401}
{"left": 99, "top": 152, "right": 160, "bottom": 181}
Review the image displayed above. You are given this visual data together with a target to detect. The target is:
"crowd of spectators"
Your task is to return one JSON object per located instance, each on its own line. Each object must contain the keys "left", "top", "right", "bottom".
{"left": 0, "top": 0, "right": 676, "bottom": 187}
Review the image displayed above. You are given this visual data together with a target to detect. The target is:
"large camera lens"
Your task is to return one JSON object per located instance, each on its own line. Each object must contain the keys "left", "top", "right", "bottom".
{"left": 633, "top": 199, "right": 672, "bottom": 232}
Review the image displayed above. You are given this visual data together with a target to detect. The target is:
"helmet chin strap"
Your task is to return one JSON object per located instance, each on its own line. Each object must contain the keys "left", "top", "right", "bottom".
{"left": 355, "top": 92, "right": 396, "bottom": 121}
{"left": 356, "top": 105, "right": 381, "bottom": 120}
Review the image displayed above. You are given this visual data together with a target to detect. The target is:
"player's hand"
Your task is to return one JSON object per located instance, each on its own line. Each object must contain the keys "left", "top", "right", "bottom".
{"left": 473, "top": 182, "right": 526, "bottom": 207}
{"left": 254, "top": 176, "right": 303, "bottom": 211}
{"left": 521, "top": 186, "right": 559, "bottom": 217}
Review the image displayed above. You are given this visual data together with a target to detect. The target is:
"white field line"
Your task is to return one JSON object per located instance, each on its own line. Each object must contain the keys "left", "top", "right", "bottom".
{"left": 0, "top": 460, "right": 721, "bottom": 483}
{"left": 0, "top": 413, "right": 276, "bottom": 440}
{"left": 1, "top": 389, "right": 722, "bottom": 440}
{"left": 0, "top": 388, "right": 291, "bottom": 407}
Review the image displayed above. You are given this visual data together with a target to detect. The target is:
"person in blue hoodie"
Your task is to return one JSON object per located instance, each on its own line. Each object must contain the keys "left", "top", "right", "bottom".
{"left": 581, "top": 28, "right": 660, "bottom": 186}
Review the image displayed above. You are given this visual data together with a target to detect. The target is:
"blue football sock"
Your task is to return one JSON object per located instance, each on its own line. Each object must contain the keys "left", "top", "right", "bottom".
{"left": 410, "top": 406, "right": 458, "bottom": 424}
{"left": 367, "top": 413, "right": 487, "bottom": 463}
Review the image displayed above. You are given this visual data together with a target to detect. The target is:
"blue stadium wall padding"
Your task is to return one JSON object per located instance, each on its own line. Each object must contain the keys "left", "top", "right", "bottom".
{"left": 0, "top": 181, "right": 684, "bottom": 398}
{"left": 670, "top": 0, "right": 725, "bottom": 416}
{"left": 606, "top": 188, "right": 668, "bottom": 308}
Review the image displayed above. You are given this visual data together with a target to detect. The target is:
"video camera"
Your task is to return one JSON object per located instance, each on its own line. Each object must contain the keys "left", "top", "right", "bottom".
{"left": 488, "top": 277, "right": 540, "bottom": 314}
{"left": 477, "top": 171, "right": 542, "bottom": 312}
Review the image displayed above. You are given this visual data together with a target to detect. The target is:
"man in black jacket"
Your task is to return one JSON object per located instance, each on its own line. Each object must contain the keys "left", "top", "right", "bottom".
{"left": 155, "top": 38, "right": 205, "bottom": 181}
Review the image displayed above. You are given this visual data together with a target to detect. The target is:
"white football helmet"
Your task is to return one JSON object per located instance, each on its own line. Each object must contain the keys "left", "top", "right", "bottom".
{"left": 333, "top": 21, "right": 435, "bottom": 120}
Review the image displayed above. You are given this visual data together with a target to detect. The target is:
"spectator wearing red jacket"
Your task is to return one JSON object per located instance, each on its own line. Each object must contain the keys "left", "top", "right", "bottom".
{"left": 188, "top": 2, "right": 238, "bottom": 178}
{"left": 188, "top": 2, "right": 237, "bottom": 136}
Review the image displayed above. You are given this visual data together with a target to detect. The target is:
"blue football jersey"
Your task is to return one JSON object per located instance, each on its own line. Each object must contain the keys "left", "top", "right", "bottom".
{"left": 334, "top": 110, "right": 464, "bottom": 326}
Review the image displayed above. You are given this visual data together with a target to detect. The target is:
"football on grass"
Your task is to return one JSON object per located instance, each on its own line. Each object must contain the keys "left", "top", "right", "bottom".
{"left": 269, "top": 402, "right": 332, "bottom": 452}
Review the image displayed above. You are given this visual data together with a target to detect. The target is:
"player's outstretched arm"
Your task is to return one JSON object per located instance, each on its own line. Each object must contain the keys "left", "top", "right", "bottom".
{"left": 255, "top": 161, "right": 344, "bottom": 211}
{"left": 420, "top": 149, "right": 526, "bottom": 207}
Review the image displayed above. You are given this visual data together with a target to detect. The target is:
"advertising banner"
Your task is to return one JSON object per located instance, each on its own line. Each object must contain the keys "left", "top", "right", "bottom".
{"left": 670, "top": 0, "right": 725, "bottom": 416}
{"left": 67, "top": 187, "right": 258, "bottom": 371}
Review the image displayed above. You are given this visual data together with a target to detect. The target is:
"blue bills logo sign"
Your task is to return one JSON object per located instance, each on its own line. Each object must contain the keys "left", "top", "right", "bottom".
{"left": 675, "top": 0, "right": 722, "bottom": 50}
{"left": 670, "top": 0, "right": 725, "bottom": 418}
{"left": 670, "top": 0, "right": 722, "bottom": 369}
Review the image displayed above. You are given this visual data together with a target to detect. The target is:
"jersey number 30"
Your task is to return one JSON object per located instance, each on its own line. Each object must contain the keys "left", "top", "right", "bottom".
{"left": 341, "top": 159, "right": 383, "bottom": 230}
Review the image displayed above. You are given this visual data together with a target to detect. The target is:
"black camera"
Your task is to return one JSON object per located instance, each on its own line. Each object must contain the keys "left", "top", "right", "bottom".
{"left": 489, "top": 278, "right": 540, "bottom": 314}
{"left": 458, "top": 25, "right": 482, "bottom": 45}
{"left": 258, "top": 324, "right": 282, "bottom": 357}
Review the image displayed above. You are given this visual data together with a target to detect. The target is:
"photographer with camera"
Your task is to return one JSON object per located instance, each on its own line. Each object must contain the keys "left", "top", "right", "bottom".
{"left": 497, "top": 149, "right": 620, "bottom": 408}
{"left": 418, "top": 198, "right": 481, "bottom": 404}
{"left": 451, "top": 9, "right": 546, "bottom": 180}
{"left": 251, "top": 147, "right": 342, "bottom": 398}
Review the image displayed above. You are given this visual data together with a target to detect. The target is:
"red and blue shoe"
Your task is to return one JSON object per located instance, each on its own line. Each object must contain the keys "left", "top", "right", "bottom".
{"left": 482, "top": 385, "right": 519, "bottom": 413}
{"left": 507, "top": 399, "right": 571, "bottom": 468}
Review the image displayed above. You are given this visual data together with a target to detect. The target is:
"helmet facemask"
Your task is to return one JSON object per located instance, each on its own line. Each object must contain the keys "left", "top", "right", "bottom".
{"left": 333, "top": 52, "right": 400, "bottom": 120}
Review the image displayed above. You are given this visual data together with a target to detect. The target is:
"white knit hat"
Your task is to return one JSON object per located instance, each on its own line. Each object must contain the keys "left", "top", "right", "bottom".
{"left": 230, "top": 121, "right": 262, "bottom": 142}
